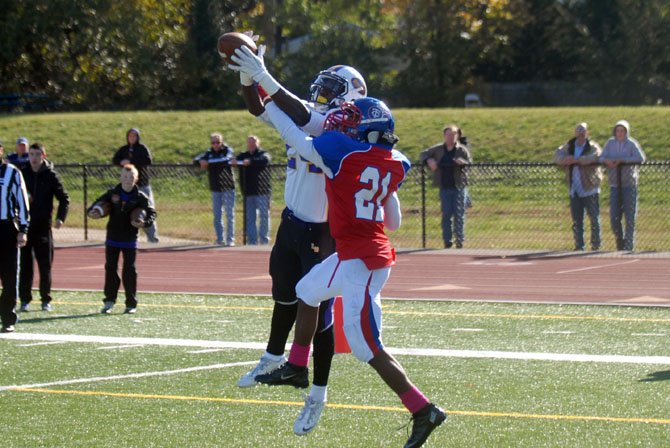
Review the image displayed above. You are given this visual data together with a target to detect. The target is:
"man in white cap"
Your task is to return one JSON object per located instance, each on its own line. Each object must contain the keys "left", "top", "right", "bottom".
{"left": 554, "top": 123, "right": 603, "bottom": 251}
{"left": 8, "top": 137, "right": 30, "bottom": 169}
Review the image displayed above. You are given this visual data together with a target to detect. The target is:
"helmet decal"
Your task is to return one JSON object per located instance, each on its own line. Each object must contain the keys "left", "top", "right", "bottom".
{"left": 351, "top": 78, "right": 366, "bottom": 96}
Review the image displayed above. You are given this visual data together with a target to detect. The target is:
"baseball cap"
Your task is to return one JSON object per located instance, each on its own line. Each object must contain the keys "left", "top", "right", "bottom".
{"left": 16, "top": 137, "right": 29, "bottom": 145}
{"left": 575, "top": 123, "right": 588, "bottom": 131}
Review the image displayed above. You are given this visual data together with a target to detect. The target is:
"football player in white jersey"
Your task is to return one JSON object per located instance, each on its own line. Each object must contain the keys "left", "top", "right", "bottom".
{"left": 228, "top": 43, "right": 366, "bottom": 435}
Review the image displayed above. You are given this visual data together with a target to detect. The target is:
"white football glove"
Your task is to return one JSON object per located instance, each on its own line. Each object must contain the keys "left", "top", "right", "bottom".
{"left": 228, "top": 45, "right": 280, "bottom": 96}
{"left": 240, "top": 71, "right": 254, "bottom": 86}
{"left": 242, "top": 30, "right": 259, "bottom": 42}
{"left": 238, "top": 36, "right": 261, "bottom": 86}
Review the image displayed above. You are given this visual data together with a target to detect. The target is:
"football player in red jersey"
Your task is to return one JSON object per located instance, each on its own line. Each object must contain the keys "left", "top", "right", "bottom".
{"left": 255, "top": 97, "right": 447, "bottom": 448}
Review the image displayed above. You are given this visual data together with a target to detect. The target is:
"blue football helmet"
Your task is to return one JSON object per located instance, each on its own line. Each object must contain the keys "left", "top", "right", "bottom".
{"left": 324, "top": 97, "right": 398, "bottom": 146}
{"left": 353, "top": 97, "right": 398, "bottom": 146}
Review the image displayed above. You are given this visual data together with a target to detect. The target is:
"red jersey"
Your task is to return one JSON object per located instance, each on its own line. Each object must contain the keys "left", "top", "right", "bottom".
{"left": 313, "top": 131, "right": 411, "bottom": 269}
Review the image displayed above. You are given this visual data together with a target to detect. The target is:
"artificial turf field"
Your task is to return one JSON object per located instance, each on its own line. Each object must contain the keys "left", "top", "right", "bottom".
{"left": 1, "top": 291, "right": 668, "bottom": 447}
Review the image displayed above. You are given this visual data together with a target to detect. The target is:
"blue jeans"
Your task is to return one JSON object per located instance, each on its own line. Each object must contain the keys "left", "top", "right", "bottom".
{"left": 212, "top": 190, "right": 235, "bottom": 245}
{"left": 439, "top": 187, "right": 466, "bottom": 245}
{"left": 609, "top": 186, "right": 638, "bottom": 251}
{"left": 245, "top": 195, "right": 270, "bottom": 245}
{"left": 569, "top": 193, "right": 601, "bottom": 250}
{"left": 138, "top": 185, "right": 159, "bottom": 241}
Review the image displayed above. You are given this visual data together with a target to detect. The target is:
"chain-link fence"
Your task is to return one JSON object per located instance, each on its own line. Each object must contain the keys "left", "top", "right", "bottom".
{"left": 53, "top": 162, "right": 670, "bottom": 252}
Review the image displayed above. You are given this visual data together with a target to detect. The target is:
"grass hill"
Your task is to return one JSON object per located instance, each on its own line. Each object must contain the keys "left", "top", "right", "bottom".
{"left": 1, "top": 107, "right": 668, "bottom": 164}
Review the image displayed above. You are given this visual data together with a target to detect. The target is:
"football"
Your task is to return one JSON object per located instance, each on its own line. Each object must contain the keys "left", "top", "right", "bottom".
{"left": 130, "top": 207, "right": 147, "bottom": 227}
{"left": 88, "top": 201, "right": 112, "bottom": 219}
{"left": 217, "top": 32, "right": 257, "bottom": 64}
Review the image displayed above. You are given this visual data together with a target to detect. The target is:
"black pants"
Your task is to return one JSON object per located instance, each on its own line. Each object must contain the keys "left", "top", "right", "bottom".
{"left": 0, "top": 221, "right": 19, "bottom": 327}
{"left": 268, "top": 208, "right": 336, "bottom": 386}
{"left": 104, "top": 245, "right": 138, "bottom": 308}
{"left": 19, "top": 224, "right": 54, "bottom": 304}
{"left": 269, "top": 208, "right": 335, "bottom": 305}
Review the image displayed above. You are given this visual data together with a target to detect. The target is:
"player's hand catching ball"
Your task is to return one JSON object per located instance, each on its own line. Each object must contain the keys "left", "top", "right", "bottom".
{"left": 229, "top": 45, "right": 267, "bottom": 83}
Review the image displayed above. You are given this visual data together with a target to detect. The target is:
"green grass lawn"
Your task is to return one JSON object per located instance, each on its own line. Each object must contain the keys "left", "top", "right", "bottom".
{"left": 1, "top": 292, "right": 668, "bottom": 447}
{"left": 1, "top": 107, "right": 669, "bottom": 164}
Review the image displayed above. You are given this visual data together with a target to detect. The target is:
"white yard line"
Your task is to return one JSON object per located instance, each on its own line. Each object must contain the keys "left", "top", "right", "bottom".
{"left": 96, "top": 344, "right": 145, "bottom": 350}
{"left": 556, "top": 259, "right": 639, "bottom": 274}
{"left": 2, "top": 332, "right": 669, "bottom": 365}
{"left": 0, "top": 360, "right": 257, "bottom": 391}
{"left": 187, "top": 348, "right": 226, "bottom": 354}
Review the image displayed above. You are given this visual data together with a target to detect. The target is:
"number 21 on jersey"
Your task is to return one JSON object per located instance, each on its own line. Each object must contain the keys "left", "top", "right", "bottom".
{"left": 354, "top": 166, "right": 391, "bottom": 222}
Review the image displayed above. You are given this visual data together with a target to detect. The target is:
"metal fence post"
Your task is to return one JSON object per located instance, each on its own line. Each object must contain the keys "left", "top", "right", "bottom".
{"left": 240, "top": 167, "right": 247, "bottom": 245}
{"left": 421, "top": 163, "right": 426, "bottom": 249}
{"left": 83, "top": 165, "right": 88, "bottom": 241}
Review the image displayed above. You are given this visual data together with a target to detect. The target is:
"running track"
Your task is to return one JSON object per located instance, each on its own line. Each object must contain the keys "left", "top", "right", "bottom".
{"left": 50, "top": 246, "right": 670, "bottom": 307}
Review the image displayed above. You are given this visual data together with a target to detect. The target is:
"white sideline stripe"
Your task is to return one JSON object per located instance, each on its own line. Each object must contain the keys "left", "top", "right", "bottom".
{"left": 556, "top": 259, "right": 639, "bottom": 274}
{"left": 390, "top": 348, "right": 670, "bottom": 364}
{"left": 0, "top": 333, "right": 267, "bottom": 350}
{"left": 0, "top": 361, "right": 257, "bottom": 392}
{"left": 2, "top": 332, "right": 669, "bottom": 365}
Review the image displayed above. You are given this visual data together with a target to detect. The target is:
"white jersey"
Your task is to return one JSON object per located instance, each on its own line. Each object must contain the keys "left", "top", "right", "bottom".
{"left": 260, "top": 105, "right": 330, "bottom": 223}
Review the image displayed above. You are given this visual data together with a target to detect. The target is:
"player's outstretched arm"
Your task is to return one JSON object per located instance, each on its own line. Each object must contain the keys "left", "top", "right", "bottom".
{"left": 241, "top": 84, "right": 265, "bottom": 117}
{"left": 264, "top": 101, "right": 332, "bottom": 176}
{"left": 383, "top": 191, "right": 402, "bottom": 231}
{"left": 230, "top": 46, "right": 311, "bottom": 126}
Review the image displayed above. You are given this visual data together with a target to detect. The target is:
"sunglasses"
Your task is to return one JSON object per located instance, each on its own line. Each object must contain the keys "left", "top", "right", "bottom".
{"left": 211, "top": 141, "right": 222, "bottom": 145}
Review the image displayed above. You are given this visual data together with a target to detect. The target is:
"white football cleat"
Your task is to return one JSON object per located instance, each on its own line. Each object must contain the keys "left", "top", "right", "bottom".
{"left": 237, "top": 355, "right": 286, "bottom": 388}
{"left": 293, "top": 395, "right": 325, "bottom": 435}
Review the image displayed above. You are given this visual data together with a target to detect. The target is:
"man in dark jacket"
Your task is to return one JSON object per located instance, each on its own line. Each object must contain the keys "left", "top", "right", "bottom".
{"left": 235, "top": 135, "right": 271, "bottom": 245}
{"left": 420, "top": 125, "right": 473, "bottom": 248}
{"left": 87, "top": 164, "right": 157, "bottom": 314}
{"left": 19, "top": 143, "right": 70, "bottom": 312}
{"left": 193, "top": 133, "right": 236, "bottom": 246}
{"left": 112, "top": 128, "right": 159, "bottom": 243}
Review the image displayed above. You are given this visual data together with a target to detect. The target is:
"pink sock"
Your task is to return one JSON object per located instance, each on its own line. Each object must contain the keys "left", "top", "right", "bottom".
{"left": 400, "top": 386, "right": 430, "bottom": 414}
{"left": 288, "top": 342, "right": 311, "bottom": 367}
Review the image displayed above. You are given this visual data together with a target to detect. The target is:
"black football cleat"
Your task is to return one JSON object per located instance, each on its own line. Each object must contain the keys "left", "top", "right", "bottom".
{"left": 255, "top": 362, "right": 309, "bottom": 389}
{"left": 404, "top": 403, "right": 447, "bottom": 448}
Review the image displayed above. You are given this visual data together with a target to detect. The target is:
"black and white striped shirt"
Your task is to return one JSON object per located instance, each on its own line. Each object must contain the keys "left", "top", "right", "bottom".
{"left": 0, "top": 162, "right": 30, "bottom": 233}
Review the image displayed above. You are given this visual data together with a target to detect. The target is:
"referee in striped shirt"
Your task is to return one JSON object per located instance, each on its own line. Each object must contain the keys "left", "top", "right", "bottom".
{"left": 0, "top": 141, "right": 30, "bottom": 333}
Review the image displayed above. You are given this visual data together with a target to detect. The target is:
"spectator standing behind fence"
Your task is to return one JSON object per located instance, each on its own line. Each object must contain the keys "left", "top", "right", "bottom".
{"left": 193, "top": 133, "right": 236, "bottom": 246}
{"left": 420, "top": 124, "right": 472, "bottom": 248}
{"left": 87, "top": 164, "right": 156, "bottom": 314}
{"left": 600, "top": 120, "right": 646, "bottom": 251}
{"left": 554, "top": 123, "right": 603, "bottom": 251}
{"left": 112, "top": 128, "right": 159, "bottom": 243}
{"left": 0, "top": 142, "right": 29, "bottom": 333}
{"left": 19, "top": 143, "right": 70, "bottom": 312}
{"left": 8, "top": 137, "right": 30, "bottom": 169}
{"left": 233, "top": 136, "right": 272, "bottom": 245}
